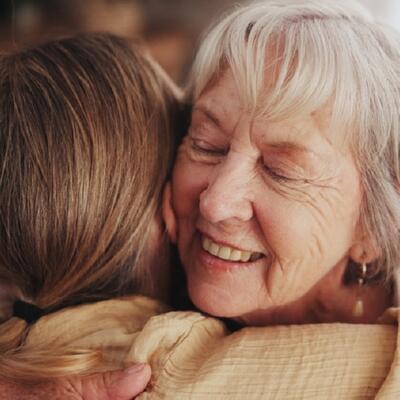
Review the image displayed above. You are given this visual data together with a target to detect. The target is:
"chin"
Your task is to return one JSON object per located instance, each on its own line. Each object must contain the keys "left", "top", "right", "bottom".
{"left": 187, "top": 283, "right": 247, "bottom": 319}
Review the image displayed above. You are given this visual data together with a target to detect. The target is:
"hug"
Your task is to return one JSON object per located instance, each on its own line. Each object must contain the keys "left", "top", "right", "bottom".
{"left": 1, "top": 0, "right": 400, "bottom": 398}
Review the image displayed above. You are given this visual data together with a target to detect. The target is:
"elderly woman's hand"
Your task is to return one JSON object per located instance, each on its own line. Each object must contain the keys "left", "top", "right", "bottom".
{"left": 1, "top": 364, "right": 151, "bottom": 400}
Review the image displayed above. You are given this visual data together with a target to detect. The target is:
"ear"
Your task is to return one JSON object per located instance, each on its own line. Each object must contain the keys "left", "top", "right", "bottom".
{"left": 349, "top": 223, "right": 380, "bottom": 264}
{"left": 162, "top": 182, "right": 177, "bottom": 243}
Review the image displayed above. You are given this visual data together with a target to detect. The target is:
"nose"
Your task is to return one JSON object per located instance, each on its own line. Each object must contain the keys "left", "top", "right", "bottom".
{"left": 199, "top": 154, "right": 254, "bottom": 224}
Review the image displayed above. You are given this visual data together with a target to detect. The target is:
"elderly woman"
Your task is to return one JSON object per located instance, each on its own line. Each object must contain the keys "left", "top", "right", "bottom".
{"left": 3, "top": 0, "right": 400, "bottom": 399}
{"left": 168, "top": 0, "right": 398, "bottom": 326}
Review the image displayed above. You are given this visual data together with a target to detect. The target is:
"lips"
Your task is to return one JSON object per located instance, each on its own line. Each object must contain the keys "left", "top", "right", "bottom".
{"left": 201, "top": 235, "right": 264, "bottom": 262}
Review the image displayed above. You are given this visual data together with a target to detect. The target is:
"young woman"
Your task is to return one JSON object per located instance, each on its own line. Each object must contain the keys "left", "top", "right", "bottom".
{"left": 0, "top": 32, "right": 181, "bottom": 384}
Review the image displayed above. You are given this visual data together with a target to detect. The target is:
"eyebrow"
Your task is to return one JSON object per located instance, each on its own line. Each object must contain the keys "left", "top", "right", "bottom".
{"left": 193, "top": 105, "right": 224, "bottom": 130}
{"left": 194, "top": 105, "right": 318, "bottom": 158}
{"left": 266, "top": 141, "right": 313, "bottom": 155}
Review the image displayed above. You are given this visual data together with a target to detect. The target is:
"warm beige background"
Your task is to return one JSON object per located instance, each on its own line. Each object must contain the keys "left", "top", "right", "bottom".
{"left": 0, "top": 1, "right": 397, "bottom": 83}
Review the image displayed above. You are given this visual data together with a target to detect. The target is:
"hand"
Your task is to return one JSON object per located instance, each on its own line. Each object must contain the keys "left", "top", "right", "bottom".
{"left": 1, "top": 363, "right": 151, "bottom": 400}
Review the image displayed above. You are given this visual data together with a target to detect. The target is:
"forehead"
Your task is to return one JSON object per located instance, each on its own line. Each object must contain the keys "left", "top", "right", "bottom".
{"left": 194, "top": 69, "right": 346, "bottom": 152}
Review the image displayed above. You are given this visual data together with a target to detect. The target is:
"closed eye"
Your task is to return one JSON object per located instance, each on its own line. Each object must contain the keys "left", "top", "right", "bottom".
{"left": 262, "top": 163, "right": 294, "bottom": 183}
{"left": 190, "top": 138, "right": 228, "bottom": 157}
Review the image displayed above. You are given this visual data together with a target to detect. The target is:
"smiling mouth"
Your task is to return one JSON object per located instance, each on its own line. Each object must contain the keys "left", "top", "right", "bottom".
{"left": 201, "top": 236, "right": 264, "bottom": 262}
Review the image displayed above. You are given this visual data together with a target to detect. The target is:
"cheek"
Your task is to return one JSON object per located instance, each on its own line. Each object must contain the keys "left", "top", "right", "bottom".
{"left": 172, "top": 157, "right": 211, "bottom": 249}
{"left": 257, "top": 190, "right": 357, "bottom": 257}
{"left": 172, "top": 162, "right": 205, "bottom": 218}
{"left": 253, "top": 181, "right": 361, "bottom": 300}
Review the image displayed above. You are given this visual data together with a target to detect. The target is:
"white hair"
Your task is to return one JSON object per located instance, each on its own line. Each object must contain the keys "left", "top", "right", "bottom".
{"left": 188, "top": 0, "right": 400, "bottom": 284}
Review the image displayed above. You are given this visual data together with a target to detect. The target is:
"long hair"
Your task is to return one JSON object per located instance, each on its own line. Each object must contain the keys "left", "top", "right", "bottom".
{"left": 0, "top": 32, "right": 180, "bottom": 381}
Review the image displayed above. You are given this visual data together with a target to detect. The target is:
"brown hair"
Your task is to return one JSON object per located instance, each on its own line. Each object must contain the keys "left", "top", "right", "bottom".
{"left": 0, "top": 32, "right": 181, "bottom": 381}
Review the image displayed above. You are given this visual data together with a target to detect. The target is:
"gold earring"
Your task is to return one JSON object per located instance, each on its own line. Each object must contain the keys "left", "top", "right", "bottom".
{"left": 352, "top": 262, "right": 367, "bottom": 318}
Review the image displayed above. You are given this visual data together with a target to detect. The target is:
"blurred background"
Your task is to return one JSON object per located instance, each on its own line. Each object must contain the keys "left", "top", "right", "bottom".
{"left": 0, "top": 0, "right": 399, "bottom": 84}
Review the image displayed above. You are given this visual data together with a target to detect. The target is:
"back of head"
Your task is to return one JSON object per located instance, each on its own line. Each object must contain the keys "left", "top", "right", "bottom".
{"left": 0, "top": 32, "right": 180, "bottom": 381}
{"left": 189, "top": 0, "right": 400, "bottom": 285}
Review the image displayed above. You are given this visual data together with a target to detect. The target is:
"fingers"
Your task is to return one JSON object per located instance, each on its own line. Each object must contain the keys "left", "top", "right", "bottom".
{"left": 76, "top": 364, "right": 152, "bottom": 400}
{"left": 103, "top": 364, "right": 152, "bottom": 400}
{"left": 0, "top": 364, "right": 152, "bottom": 400}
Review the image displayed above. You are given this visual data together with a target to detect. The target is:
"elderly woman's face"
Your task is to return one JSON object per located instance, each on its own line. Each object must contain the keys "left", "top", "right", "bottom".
{"left": 171, "top": 69, "right": 364, "bottom": 324}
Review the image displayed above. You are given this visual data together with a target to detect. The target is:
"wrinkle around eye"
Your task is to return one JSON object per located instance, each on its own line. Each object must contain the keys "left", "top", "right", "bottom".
{"left": 260, "top": 157, "right": 341, "bottom": 195}
{"left": 259, "top": 171, "right": 326, "bottom": 205}
{"left": 186, "top": 135, "right": 228, "bottom": 164}
{"left": 261, "top": 155, "right": 312, "bottom": 182}
{"left": 260, "top": 164, "right": 310, "bottom": 191}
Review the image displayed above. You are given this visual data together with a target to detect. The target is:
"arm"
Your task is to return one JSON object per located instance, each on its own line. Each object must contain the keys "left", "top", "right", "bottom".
{"left": 1, "top": 364, "right": 151, "bottom": 400}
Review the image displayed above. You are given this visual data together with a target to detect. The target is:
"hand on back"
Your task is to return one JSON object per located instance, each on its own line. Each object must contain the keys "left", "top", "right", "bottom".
{"left": 1, "top": 363, "right": 151, "bottom": 400}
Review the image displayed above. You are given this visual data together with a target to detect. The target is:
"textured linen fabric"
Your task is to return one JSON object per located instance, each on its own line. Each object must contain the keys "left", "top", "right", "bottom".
{"left": 24, "top": 296, "right": 399, "bottom": 399}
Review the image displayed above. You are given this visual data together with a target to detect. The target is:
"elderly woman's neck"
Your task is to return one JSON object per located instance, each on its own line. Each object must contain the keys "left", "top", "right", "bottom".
{"left": 234, "top": 263, "right": 393, "bottom": 326}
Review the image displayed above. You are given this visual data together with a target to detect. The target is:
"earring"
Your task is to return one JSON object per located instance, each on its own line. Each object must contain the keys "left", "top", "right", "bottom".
{"left": 352, "top": 262, "right": 367, "bottom": 318}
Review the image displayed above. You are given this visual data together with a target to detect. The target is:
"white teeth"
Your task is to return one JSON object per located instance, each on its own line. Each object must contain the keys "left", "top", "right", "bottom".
{"left": 218, "top": 247, "right": 231, "bottom": 260}
{"left": 203, "top": 237, "right": 211, "bottom": 252}
{"left": 209, "top": 243, "right": 219, "bottom": 257}
{"left": 201, "top": 236, "right": 263, "bottom": 263}
{"left": 240, "top": 251, "right": 251, "bottom": 262}
{"left": 230, "top": 249, "right": 242, "bottom": 261}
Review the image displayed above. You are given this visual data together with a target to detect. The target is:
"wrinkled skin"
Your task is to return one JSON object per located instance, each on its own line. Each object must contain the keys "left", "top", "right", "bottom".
{"left": 170, "top": 69, "right": 391, "bottom": 325}
{"left": 1, "top": 364, "right": 151, "bottom": 400}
